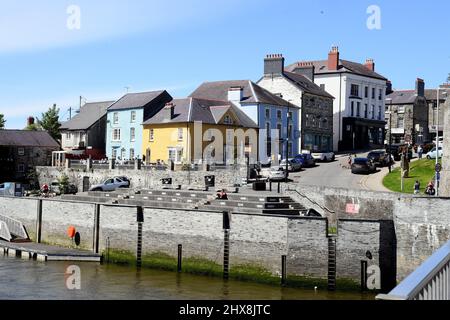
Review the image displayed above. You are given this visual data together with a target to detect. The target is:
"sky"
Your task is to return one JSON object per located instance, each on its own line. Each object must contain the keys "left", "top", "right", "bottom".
{"left": 0, "top": 0, "right": 449, "bottom": 129}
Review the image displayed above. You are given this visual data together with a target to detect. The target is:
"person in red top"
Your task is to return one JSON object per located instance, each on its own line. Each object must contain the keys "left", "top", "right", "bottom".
{"left": 41, "top": 184, "right": 49, "bottom": 196}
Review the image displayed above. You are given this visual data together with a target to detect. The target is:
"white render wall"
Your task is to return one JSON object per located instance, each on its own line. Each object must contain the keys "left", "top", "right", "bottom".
{"left": 61, "top": 131, "right": 87, "bottom": 150}
{"left": 314, "top": 73, "right": 387, "bottom": 151}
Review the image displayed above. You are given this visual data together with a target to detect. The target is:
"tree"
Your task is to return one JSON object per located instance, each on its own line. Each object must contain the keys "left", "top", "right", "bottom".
{"left": 37, "top": 104, "right": 61, "bottom": 141}
{"left": 0, "top": 114, "right": 5, "bottom": 129}
{"left": 25, "top": 123, "right": 41, "bottom": 131}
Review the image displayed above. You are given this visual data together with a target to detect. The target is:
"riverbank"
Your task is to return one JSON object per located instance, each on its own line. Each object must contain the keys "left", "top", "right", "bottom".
{"left": 106, "top": 249, "right": 362, "bottom": 292}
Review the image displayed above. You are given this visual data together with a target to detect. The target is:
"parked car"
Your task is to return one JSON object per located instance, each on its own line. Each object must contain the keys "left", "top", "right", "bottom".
{"left": 294, "top": 154, "right": 316, "bottom": 167}
{"left": 89, "top": 177, "right": 130, "bottom": 192}
{"left": 433, "top": 137, "right": 443, "bottom": 148}
{"left": 0, "top": 182, "right": 24, "bottom": 197}
{"left": 267, "top": 166, "right": 288, "bottom": 181}
{"left": 114, "top": 176, "right": 131, "bottom": 187}
{"left": 311, "top": 151, "right": 335, "bottom": 162}
{"left": 49, "top": 181, "right": 78, "bottom": 195}
{"left": 367, "top": 150, "right": 391, "bottom": 167}
{"left": 280, "top": 158, "right": 302, "bottom": 172}
{"left": 351, "top": 158, "right": 376, "bottom": 174}
{"left": 426, "top": 147, "right": 443, "bottom": 159}
{"left": 385, "top": 144, "right": 413, "bottom": 161}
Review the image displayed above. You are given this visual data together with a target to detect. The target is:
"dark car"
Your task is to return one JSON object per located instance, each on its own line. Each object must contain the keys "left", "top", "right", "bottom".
{"left": 367, "top": 151, "right": 391, "bottom": 167}
{"left": 294, "top": 154, "right": 316, "bottom": 168}
{"left": 351, "top": 158, "right": 376, "bottom": 174}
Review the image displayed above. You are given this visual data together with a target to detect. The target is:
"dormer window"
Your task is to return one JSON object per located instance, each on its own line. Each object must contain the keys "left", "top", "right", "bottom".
{"left": 224, "top": 115, "right": 233, "bottom": 125}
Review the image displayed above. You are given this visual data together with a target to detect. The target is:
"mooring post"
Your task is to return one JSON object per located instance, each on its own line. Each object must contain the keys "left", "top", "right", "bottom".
{"left": 93, "top": 204, "right": 101, "bottom": 254}
{"left": 281, "top": 255, "right": 287, "bottom": 286}
{"left": 269, "top": 181, "right": 272, "bottom": 192}
{"left": 277, "top": 182, "right": 281, "bottom": 194}
{"left": 361, "top": 260, "right": 368, "bottom": 292}
{"left": 223, "top": 211, "right": 231, "bottom": 280}
{"left": 177, "top": 244, "right": 183, "bottom": 273}
{"left": 36, "top": 199, "right": 43, "bottom": 243}
{"left": 136, "top": 206, "right": 144, "bottom": 268}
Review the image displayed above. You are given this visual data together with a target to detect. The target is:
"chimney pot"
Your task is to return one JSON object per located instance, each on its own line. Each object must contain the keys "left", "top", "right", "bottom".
{"left": 264, "top": 53, "right": 285, "bottom": 77}
{"left": 328, "top": 46, "right": 339, "bottom": 71}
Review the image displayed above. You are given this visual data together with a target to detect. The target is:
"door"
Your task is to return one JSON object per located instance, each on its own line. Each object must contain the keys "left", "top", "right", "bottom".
{"left": 145, "top": 148, "right": 151, "bottom": 165}
{"left": 82, "top": 176, "right": 90, "bottom": 192}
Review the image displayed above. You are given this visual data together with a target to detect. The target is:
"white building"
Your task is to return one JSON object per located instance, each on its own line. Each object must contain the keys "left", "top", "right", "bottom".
{"left": 286, "top": 46, "right": 388, "bottom": 151}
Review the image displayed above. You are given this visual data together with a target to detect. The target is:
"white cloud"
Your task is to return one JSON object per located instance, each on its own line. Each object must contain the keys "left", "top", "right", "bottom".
{"left": 0, "top": 0, "right": 253, "bottom": 53}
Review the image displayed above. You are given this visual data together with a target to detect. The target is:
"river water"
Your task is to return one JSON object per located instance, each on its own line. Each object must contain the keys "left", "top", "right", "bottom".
{"left": 0, "top": 255, "right": 374, "bottom": 300}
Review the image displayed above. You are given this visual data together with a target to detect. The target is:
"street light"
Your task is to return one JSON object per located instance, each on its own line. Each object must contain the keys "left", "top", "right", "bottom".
{"left": 435, "top": 89, "right": 448, "bottom": 197}
{"left": 386, "top": 98, "right": 393, "bottom": 173}
{"left": 285, "top": 105, "right": 291, "bottom": 183}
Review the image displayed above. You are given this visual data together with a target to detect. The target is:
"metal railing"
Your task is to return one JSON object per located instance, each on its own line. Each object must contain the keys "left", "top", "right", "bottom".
{"left": 0, "top": 221, "right": 12, "bottom": 241}
{"left": 377, "top": 240, "right": 450, "bottom": 300}
{"left": 0, "top": 214, "right": 29, "bottom": 240}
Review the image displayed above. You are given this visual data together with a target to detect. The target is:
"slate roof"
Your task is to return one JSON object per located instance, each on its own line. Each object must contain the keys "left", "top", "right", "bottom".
{"left": 189, "top": 80, "right": 296, "bottom": 107}
{"left": 143, "top": 98, "right": 258, "bottom": 128}
{"left": 286, "top": 59, "right": 388, "bottom": 81}
{"left": 0, "top": 130, "right": 60, "bottom": 148}
{"left": 108, "top": 90, "right": 167, "bottom": 111}
{"left": 283, "top": 71, "right": 334, "bottom": 99}
{"left": 424, "top": 89, "right": 449, "bottom": 101}
{"left": 385, "top": 91, "right": 420, "bottom": 104}
{"left": 60, "top": 101, "right": 115, "bottom": 131}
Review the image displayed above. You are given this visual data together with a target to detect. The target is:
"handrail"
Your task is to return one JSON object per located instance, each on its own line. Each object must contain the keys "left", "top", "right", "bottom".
{"left": 0, "top": 221, "right": 12, "bottom": 241}
{"left": 377, "top": 240, "right": 450, "bottom": 300}
{"left": 285, "top": 188, "right": 335, "bottom": 215}
{"left": 0, "top": 214, "right": 29, "bottom": 240}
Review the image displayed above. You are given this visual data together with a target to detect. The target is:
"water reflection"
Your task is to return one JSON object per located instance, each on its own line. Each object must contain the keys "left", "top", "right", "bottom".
{"left": 0, "top": 256, "right": 374, "bottom": 300}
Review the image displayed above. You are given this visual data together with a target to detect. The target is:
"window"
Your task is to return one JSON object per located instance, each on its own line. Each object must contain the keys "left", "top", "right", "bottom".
{"left": 351, "top": 102, "right": 355, "bottom": 117}
{"left": 130, "top": 148, "right": 135, "bottom": 160}
{"left": 357, "top": 102, "right": 361, "bottom": 117}
{"left": 112, "top": 129, "right": 121, "bottom": 141}
{"left": 365, "top": 87, "right": 369, "bottom": 98}
{"left": 130, "top": 128, "right": 135, "bottom": 142}
{"left": 364, "top": 104, "right": 368, "bottom": 118}
{"left": 398, "top": 106, "right": 405, "bottom": 113}
{"left": 397, "top": 114, "right": 404, "bottom": 128}
{"left": 351, "top": 84, "right": 359, "bottom": 97}
{"left": 372, "top": 105, "right": 375, "bottom": 119}
{"left": 288, "top": 111, "right": 293, "bottom": 120}
{"left": 372, "top": 88, "right": 376, "bottom": 99}
{"left": 323, "top": 118, "right": 328, "bottom": 129}
{"left": 168, "top": 148, "right": 177, "bottom": 162}
{"left": 379, "top": 89, "right": 383, "bottom": 100}
{"left": 150, "top": 129, "right": 154, "bottom": 141}
{"left": 378, "top": 107, "right": 382, "bottom": 121}
{"left": 178, "top": 128, "right": 183, "bottom": 141}
{"left": 224, "top": 115, "right": 233, "bottom": 125}
{"left": 265, "top": 109, "right": 270, "bottom": 120}
{"left": 288, "top": 124, "right": 293, "bottom": 138}
{"left": 277, "top": 110, "right": 282, "bottom": 120}
{"left": 113, "top": 112, "right": 119, "bottom": 124}
{"left": 131, "top": 111, "right": 136, "bottom": 123}
{"left": 18, "top": 148, "right": 25, "bottom": 156}
{"left": 112, "top": 148, "right": 117, "bottom": 158}
{"left": 66, "top": 133, "right": 71, "bottom": 140}
{"left": 266, "top": 122, "right": 271, "bottom": 138}
{"left": 17, "top": 164, "right": 25, "bottom": 173}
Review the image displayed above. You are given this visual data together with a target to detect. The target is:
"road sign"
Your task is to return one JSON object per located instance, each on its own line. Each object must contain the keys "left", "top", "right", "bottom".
{"left": 435, "top": 163, "right": 442, "bottom": 173}
{"left": 436, "top": 172, "right": 441, "bottom": 181}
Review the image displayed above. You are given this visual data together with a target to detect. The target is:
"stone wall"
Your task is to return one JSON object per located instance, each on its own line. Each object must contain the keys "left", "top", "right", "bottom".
{"left": 36, "top": 165, "right": 246, "bottom": 191}
{"left": 441, "top": 97, "right": 450, "bottom": 196}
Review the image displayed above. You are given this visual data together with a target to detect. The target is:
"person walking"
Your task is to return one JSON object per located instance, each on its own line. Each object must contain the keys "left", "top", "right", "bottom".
{"left": 414, "top": 180, "right": 420, "bottom": 195}
{"left": 417, "top": 145, "right": 423, "bottom": 159}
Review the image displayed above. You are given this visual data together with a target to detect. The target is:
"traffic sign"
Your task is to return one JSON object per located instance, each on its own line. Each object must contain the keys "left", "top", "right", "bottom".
{"left": 436, "top": 172, "right": 441, "bottom": 181}
{"left": 435, "top": 163, "right": 442, "bottom": 173}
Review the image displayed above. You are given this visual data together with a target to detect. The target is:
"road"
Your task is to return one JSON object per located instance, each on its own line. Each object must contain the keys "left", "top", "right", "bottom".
{"left": 284, "top": 153, "right": 392, "bottom": 192}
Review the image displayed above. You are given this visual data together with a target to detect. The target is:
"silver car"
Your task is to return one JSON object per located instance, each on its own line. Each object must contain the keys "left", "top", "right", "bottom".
{"left": 89, "top": 177, "right": 130, "bottom": 192}
{"left": 268, "top": 166, "right": 288, "bottom": 181}
{"left": 280, "top": 158, "right": 302, "bottom": 172}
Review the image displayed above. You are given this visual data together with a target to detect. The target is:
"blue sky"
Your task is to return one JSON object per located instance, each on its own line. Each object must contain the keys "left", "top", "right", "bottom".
{"left": 1, "top": 0, "right": 449, "bottom": 129}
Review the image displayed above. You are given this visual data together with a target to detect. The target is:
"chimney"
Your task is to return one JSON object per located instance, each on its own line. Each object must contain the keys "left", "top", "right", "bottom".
{"left": 228, "top": 86, "right": 244, "bottom": 102}
{"left": 27, "top": 116, "right": 35, "bottom": 127}
{"left": 293, "top": 62, "right": 315, "bottom": 82}
{"left": 328, "top": 46, "right": 339, "bottom": 71}
{"left": 165, "top": 102, "right": 175, "bottom": 119}
{"left": 416, "top": 78, "right": 425, "bottom": 97}
{"left": 364, "top": 59, "right": 375, "bottom": 72}
{"left": 386, "top": 80, "right": 393, "bottom": 95}
{"left": 264, "top": 54, "right": 285, "bottom": 77}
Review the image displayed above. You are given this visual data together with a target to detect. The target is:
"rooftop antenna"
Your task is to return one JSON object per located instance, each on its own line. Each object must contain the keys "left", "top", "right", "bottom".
{"left": 124, "top": 86, "right": 131, "bottom": 94}
{"left": 77, "top": 96, "right": 87, "bottom": 114}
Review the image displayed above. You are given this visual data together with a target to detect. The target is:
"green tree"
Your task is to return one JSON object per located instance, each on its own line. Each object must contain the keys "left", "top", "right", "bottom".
{"left": 25, "top": 123, "right": 41, "bottom": 131}
{"left": 37, "top": 104, "right": 61, "bottom": 141}
{"left": 58, "top": 174, "right": 69, "bottom": 195}
{"left": 0, "top": 114, "right": 5, "bottom": 129}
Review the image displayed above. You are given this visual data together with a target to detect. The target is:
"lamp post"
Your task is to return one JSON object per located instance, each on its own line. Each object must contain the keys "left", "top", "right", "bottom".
{"left": 386, "top": 98, "right": 393, "bottom": 173}
{"left": 435, "top": 89, "right": 448, "bottom": 197}
{"left": 285, "top": 106, "right": 290, "bottom": 183}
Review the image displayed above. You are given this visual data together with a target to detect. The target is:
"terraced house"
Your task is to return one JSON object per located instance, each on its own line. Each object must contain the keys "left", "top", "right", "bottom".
{"left": 105, "top": 90, "right": 172, "bottom": 160}
{"left": 141, "top": 98, "right": 258, "bottom": 164}
{"left": 190, "top": 80, "right": 299, "bottom": 163}
{"left": 258, "top": 54, "right": 334, "bottom": 152}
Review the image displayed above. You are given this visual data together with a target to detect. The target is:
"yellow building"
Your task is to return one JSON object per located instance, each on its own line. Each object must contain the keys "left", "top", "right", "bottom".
{"left": 142, "top": 98, "right": 258, "bottom": 164}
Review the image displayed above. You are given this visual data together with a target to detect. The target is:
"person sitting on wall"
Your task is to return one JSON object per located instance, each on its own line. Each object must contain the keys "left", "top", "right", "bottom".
{"left": 425, "top": 181, "right": 436, "bottom": 196}
{"left": 41, "top": 184, "right": 49, "bottom": 197}
{"left": 216, "top": 189, "right": 228, "bottom": 200}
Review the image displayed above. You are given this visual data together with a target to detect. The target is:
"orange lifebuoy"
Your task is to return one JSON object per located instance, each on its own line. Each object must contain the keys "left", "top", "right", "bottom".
{"left": 67, "top": 226, "right": 76, "bottom": 239}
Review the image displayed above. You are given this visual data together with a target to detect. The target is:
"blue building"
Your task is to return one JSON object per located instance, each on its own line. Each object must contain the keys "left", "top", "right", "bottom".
{"left": 105, "top": 90, "right": 172, "bottom": 160}
{"left": 190, "top": 80, "right": 300, "bottom": 163}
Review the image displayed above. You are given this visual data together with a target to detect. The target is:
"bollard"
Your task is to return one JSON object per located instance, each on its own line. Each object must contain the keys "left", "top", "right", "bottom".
{"left": 277, "top": 182, "right": 281, "bottom": 194}
{"left": 269, "top": 181, "right": 272, "bottom": 192}
{"left": 361, "top": 260, "right": 368, "bottom": 291}
{"left": 36, "top": 199, "right": 43, "bottom": 243}
{"left": 281, "top": 255, "right": 287, "bottom": 286}
{"left": 177, "top": 244, "right": 183, "bottom": 272}
{"left": 223, "top": 211, "right": 231, "bottom": 280}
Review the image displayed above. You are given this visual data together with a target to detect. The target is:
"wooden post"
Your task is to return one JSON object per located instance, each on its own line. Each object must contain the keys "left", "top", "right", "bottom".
{"left": 93, "top": 204, "right": 101, "bottom": 254}
{"left": 136, "top": 206, "right": 144, "bottom": 268}
{"left": 177, "top": 244, "right": 182, "bottom": 272}
{"left": 36, "top": 199, "right": 43, "bottom": 243}
{"left": 281, "top": 255, "right": 287, "bottom": 286}
{"left": 361, "top": 260, "right": 368, "bottom": 292}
